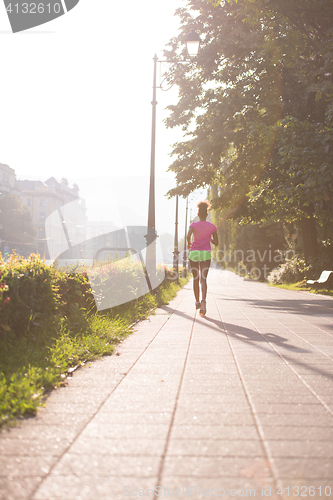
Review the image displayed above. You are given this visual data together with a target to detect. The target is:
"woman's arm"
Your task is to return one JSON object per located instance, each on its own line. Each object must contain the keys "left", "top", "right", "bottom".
{"left": 187, "top": 227, "right": 193, "bottom": 249}
{"left": 211, "top": 231, "right": 218, "bottom": 246}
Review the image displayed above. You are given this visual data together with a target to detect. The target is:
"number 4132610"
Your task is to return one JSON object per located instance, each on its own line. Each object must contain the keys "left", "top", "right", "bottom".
{"left": 277, "top": 486, "right": 332, "bottom": 497}
{"left": 6, "top": 3, "right": 62, "bottom": 14}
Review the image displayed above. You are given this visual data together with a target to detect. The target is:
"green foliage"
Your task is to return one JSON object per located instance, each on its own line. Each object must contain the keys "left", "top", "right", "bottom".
{"left": 0, "top": 253, "right": 59, "bottom": 336}
{"left": 306, "top": 240, "right": 333, "bottom": 278}
{"left": 211, "top": 206, "right": 286, "bottom": 280}
{"left": 0, "top": 253, "right": 92, "bottom": 337}
{"left": 53, "top": 268, "right": 95, "bottom": 332}
{"left": 0, "top": 317, "right": 128, "bottom": 425}
{"left": 165, "top": 0, "right": 333, "bottom": 262}
{"left": 268, "top": 255, "right": 309, "bottom": 284}
{"left": 256, "top": 238, "right": 332, "bottom": 283}
{"left": 86, "top": 256, "right": 166, "bottom": 311}
{"left": 0, "top": 370, "right": 42, "bottom": 419}
{"left": 156, "top": 274, "right": 188, "bottom": 307}
{"left": 0, "top": 254, "right": 189, "bottom": 427}
{"left": 269, "top": 280, "right": 333, "bottom": 296}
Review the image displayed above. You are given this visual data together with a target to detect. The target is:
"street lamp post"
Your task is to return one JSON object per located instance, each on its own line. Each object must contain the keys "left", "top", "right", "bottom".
{"left": 145, "top": 54, "right": 158, "bottom": 284}
{"left": 173, "top": 195, "right": 179, "bottom": 282}
{"left": 183, "top": 196, "right": 189, "bottom": 277}
{"left": 145, "top": 30, "right": 200, "bottom": 286}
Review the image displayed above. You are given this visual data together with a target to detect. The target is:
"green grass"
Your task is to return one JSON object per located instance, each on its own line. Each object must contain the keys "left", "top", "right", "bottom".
{"left": 0, "top": 276, "right": 188, "bottom": 428}
{"left": 269, "top": 280, "right": 333, "bottom": 296}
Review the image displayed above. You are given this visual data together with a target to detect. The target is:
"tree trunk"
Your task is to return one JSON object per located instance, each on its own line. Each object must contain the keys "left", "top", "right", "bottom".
{"left": 301, "top": 203, "right": 319, "bottom": 264}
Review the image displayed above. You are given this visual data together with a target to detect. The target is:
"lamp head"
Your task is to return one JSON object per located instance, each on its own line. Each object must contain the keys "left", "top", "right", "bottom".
{"left": 185, "top": 29, "right": 200, "bottom": 57}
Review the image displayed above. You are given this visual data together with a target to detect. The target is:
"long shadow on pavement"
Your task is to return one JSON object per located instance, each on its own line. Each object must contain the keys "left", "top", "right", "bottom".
{"left": 231, "top": 297, "right": 333, "bottom": 324}
{"left": 161, "top": 305, "right": 333, "bottom": 382}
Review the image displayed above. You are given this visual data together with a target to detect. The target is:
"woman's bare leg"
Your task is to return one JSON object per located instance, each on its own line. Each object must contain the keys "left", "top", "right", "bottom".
{"left": 189, "top": 260, "right": 200, "bottom": 302}
{"left": 200, "top": 260, "right": 211, "bottom": 301}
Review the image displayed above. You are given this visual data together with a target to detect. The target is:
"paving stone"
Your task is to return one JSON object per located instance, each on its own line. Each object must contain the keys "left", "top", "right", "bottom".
{"left": 68, "top": 436, "right": 166, "bottom": 455}
{"left": 104, "top": 392, "right": 176, "bottom": 402}
{"left": 184, "top": 368, "right": 240, "bottom": 376}
{"left": 179, "top": 386, "right": 246, "bottom": 395}
{"left": 262, "top": 426, "right": 333, "bottom": 441}
{"left": 0, "top": 437, "right": 72, "bottom": 456}
{"left": 32, "top": 475, "right": 158, "bottom": 500}
{"left": 128, "top": 365, "right": 183, "bottom": 374}
{"left": 257, "top": 413, "right": 333, "bottom": 427}
{"left": 0, "top": 425, "right": 78, "bottom": 442}
{"left": 173, "top": 411, "right": 253, "bottom": 426}
{"left": 0, "top": 477, "right": 42, "bottom": 500}
{"left": 249, "top": 394, "right": 319, "bottom": 404}
{"left": 253, "top": 403, "right": 327, "bottom": 414}
{"left": 167, "top": 438, "right": 264, "bottom": 457}
{"left": 159, "top": 476, "right": 276, "bottom": 499}
{"left": 13, "top": 411, "right": 91, "bottom": 427}
{"left": 114, "top": 384, "right": 179, "bottom": 395}
{"left": 37, "top": 401, "right": 102, "bottom": 414}
{"left": 124, "top": 372, "right": 181, "bottom": 383}
{"left": 267, "top": 440, "right": 333, "bottom": 458}
{"left": 51, "top": 453, "right": 159, "bottom": 477}
{"left": 273, "top": 457, "right": 333, "bottom": 479}
{"left": 81, "top": 422, "right": 170, "bottom": 440}
{"left": 178, "top": 392, "right": 248, "bottom": 402}
{"left": 162, "top": 455, "right": 271, "bottom": 478}
{"left": 88, "top": 411, "right": 172, "bottom": 425}
{"left": 181, "top": 378, "right": 242, "bottom": 388}
{"left": 170, "top": 424, "right": 259, "bottom": 440}
{"left": 100, "top": 399, "right": 175, "bottom": 413}
{"left": 0, "top": 455, "right": 55, "bottom": 478}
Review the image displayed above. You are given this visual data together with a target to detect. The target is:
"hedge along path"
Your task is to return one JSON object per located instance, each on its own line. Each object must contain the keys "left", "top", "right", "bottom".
{"left": 0, "top": 253, "right": 188, "bottom": 427}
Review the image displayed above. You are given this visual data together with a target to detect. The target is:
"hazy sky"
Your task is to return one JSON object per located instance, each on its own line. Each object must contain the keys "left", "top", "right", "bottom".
{"left": 0, "top": 0, "right": 206, "bottom": 235}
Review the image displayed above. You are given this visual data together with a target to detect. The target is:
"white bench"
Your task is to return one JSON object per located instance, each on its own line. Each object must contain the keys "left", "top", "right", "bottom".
{"left": 306, "top": 270, "right": 333, "bottom": 288}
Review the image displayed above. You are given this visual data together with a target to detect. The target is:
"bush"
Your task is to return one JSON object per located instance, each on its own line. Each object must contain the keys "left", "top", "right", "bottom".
{"left": 86, "top": 257, "right": 166, "bottom": 311}
{"left": 268, "top": 255, "right": 309, "bottom": 284}
{"left": 0, "top": 254, "right": 94, "bottom": 338}
{"left": 0, "top": 252, "right": 189, "bottom": 426}
{"left": 0, "top": 253, "right": 59, "bottom": 337}
{"left": 307, "top": 240, "right": 333, "bottom": 278}
{"left": 268, "top": 241, "right": 333, "bottom": 284}
{"left": 53, "top": 269, "right": 95, "bottom": 334}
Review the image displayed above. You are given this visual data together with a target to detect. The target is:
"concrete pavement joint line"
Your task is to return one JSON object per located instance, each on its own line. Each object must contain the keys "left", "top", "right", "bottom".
{"left": 228, "top": 289, "right": 333, "bottom": 419}
{"left": 213, "top": 294, "right": 283, "bottom": 491}
{"left": 29, "top": 302, "right": 181, "bottom": 500}
{"left": 154, "top": 297, "right": 196, "bottom": 497}
{"left": 240, "top": 286, "right": 333, "bottom": 361}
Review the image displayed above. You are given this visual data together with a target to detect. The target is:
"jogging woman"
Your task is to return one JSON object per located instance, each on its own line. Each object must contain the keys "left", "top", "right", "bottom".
{"left": 187, "top": 200, "right": 218, "bottom": 317}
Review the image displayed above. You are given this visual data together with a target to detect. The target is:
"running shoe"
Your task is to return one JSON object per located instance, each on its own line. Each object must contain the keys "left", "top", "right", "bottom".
{"left": 199, "top": 300, "right": 206, "bottom": 317}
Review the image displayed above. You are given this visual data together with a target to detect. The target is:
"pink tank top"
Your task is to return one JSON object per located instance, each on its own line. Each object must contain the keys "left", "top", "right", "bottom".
{"left": 190, "top": 221, "right": 217, "bottom": 251}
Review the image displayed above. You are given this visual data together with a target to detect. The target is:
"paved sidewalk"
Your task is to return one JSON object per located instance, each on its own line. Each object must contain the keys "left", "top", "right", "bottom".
{"left": 1, "top": 269, "right": 333, "bottom": 500}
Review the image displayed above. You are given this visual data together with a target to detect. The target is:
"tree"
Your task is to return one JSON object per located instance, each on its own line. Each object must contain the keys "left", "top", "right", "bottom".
{"left": 165, "top": 0, "right": 333, "bottom": 263}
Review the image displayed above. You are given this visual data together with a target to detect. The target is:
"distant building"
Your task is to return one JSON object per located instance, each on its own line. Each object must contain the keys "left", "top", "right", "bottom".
{"left": 16, "top": 177, "right": 87, "bottom": 259}
{"left": 0, "top": 164, "right": 124, "bottom": 261}
{"left": 0, "top": 163, "right": 16, "bottom": 197}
